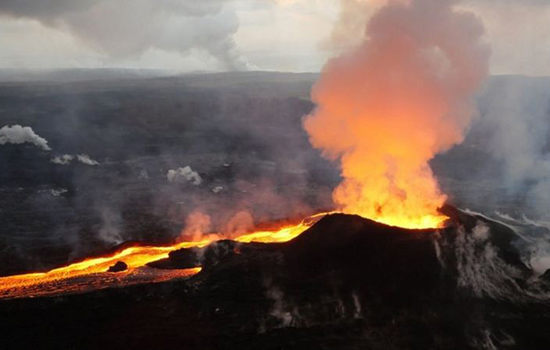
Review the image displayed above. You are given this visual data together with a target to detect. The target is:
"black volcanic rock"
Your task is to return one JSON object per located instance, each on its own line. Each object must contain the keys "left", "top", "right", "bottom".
{"left": 107, "top": 261, "right": 128, "bottom": 273}
{"left": 147, "top": 247, "right": 203, "bottom": 269}
{"left": 439, "top": 204, "right": 530, "bottom": 276}
{"left": 2, "top": 211, "right": 550, "bottom": 350}
{"left": 148, "top": 240, "right": 249, "bottom": 269}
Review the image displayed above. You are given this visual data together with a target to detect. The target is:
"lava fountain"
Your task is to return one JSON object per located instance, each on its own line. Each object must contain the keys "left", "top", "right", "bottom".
{"left": 304, "top": 0, "right": 490, "bottom": 229}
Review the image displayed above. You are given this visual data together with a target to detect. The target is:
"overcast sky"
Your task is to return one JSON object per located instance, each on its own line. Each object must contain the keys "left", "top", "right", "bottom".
{"left": 0, "top": 0, "right": 548, "bottom": 76}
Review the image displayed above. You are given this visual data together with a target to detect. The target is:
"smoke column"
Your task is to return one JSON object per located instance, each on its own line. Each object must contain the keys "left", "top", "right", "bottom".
{"left": 304, "top": 0, "right": 490, "bottom": 229}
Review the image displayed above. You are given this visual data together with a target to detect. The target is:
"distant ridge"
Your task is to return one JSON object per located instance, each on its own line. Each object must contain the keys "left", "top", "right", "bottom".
{"left": 0, "top": 68, "right": 172, "bottom": 83}
{"left": 0, "top": 68, "right": 321, "bottom": 84}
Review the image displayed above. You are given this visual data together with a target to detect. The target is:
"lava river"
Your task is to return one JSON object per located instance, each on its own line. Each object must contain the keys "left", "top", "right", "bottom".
{"left": 0, "top": 213, "right": 326, "bottom": 299}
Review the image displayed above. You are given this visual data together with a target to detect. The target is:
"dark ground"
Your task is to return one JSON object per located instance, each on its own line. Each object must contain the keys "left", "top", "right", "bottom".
{"left": 1, "top": 71, "right": 550, "bottom": 349}
{"left": 1, "top": 211, "right": 549, "bottom": 350}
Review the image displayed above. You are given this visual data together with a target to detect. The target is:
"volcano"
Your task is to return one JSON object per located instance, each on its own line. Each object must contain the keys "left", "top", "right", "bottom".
{"left": 1, "top": 207, "right": 549, "bottom": 350}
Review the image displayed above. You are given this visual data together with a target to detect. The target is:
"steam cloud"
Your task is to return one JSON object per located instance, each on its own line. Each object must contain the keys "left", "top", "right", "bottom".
{"left": 481, "top": 78, "right": 550, "bottom": 219}
{"left": 51, "top": 154, "right": 99, "bottom": 166}
{"left": 0, "top": 0, "right": 246, "bottom": 70}
{"left": 0, "top": 125, "right": 51, "bottom": 151}
{"left": 304, "top": 0, "right": 490, "bottom": 227}
{"left": 51, "top": 154, "right": 74, "bottom": 165}
{"left": 181, "top": 211, "right": 212, "bottom": 241}
{"left": 167, "top": 166, "right": 202, "bottom": 186}
{"left": 76, "top": 154, "right": 99, "bottom": 166}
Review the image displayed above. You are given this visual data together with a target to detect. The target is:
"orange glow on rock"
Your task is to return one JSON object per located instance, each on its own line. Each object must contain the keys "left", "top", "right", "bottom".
{"left": 0, "top": 213, "right": 330, "bottom": 299}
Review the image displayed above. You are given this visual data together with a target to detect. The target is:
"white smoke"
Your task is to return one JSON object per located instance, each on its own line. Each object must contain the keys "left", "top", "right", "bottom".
{"left": 51, "top": 154, "right": 99, "bottom": 166}
{"left": 76, "top": 154, "right": 99, "bottom": 166}
{"left": 51, "top": 154, "right": 74, "bottom": 165}
{"left": 50, "top": 188, "right": 68, "bottom": 197}
{"left": 167, "top": 166, "right": 202, "bottom": 185}
{"left": 0, "top": 125, "right": 51, "bottom": 150}
{"left": 0, "top": 0, "right": 247, "bottom": 70}
{"left": 98, "top": 208, "right": 123, "bottom": 245}
{"left": 263, "top": 277, "right": 298, "bottom": 328}
{"left": 479, "top": 77, "right": 550, "bottom": 220}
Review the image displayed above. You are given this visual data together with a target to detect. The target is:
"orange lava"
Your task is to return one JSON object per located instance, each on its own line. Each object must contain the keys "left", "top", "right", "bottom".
{"left": 303, "top": 0, "right": 489, "bottom": 230}
{"left": 0, "top": 213, "right": 329, "bottom": 299}
{"left": 235, "top": 212, "right": 330, "bottom": 243}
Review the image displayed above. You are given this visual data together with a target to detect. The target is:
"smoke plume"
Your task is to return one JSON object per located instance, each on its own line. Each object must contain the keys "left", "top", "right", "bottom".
{"left": 76, "top": 154, "right": 99, "bottom": 166}
{"left": 0, "top": 125, "right": 51, "bottom": 151}
{"left": 304, "top": 0, "right": 490, "bottom": 228}
{"left": 181, "top": 211, "right": 212, "bottom": 241}
{"left": 51, "top": 154, "right": 74, "bottom": 165}
{"left": 51, "top": 154, "right": 99, "bottom": 166}
{"left": 480, "top": 77, "right": 550, "bottom": 219}
{"left": 167, "top": 166, "right": 202, "bottom": 186}
{"left": 0, "top": 0, "right": 246, "bottom": 70}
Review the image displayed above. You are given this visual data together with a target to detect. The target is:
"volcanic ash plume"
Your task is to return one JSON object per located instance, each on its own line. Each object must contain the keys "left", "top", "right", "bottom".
{"left": 304, "top": 0, "right": 490, "bottom": 229}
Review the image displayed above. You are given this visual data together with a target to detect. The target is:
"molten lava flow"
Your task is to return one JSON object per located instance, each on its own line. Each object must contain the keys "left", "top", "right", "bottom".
{"left": 304, "top": 0, "right": 490, "bottom": 229}
{"left": 235, "top": 212, "right": 330, "bottom": 243}
{"left": 0, "top": 213, "right": 328, "bottom": 299}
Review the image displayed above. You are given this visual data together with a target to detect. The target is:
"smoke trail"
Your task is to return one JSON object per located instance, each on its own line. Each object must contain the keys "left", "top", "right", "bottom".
{"left": 304, "top": 0, "right": 490, "bottom": 228}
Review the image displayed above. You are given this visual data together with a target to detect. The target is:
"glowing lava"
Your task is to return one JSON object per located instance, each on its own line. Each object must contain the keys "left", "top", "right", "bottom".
{"left": 235, "top": 212, "right": 330, "bottom": 243}
{"left": 303, "top": 0, "right": 489, "bottom": 229}
{"left": 0, "top": 214, "right": 328, "bottom": 299}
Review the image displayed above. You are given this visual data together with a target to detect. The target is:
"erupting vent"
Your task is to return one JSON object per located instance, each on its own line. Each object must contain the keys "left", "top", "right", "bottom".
{"left": 304, "top": 0, "right": 489, "bottom": 229}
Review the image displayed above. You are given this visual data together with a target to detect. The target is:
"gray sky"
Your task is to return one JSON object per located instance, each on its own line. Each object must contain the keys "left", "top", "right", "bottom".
{"left": 0, "top": 0, "right": 548, "bottom": 75}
